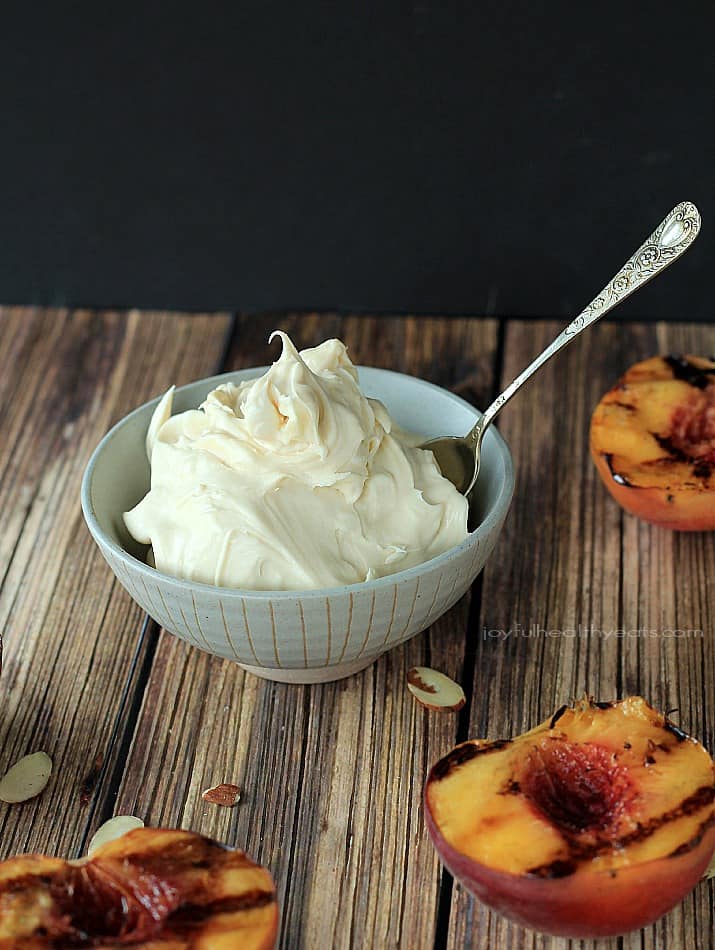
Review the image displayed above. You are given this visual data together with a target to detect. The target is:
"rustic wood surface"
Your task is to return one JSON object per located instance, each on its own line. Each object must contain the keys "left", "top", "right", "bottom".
{"left": 0, "top": 307, "right": 713, "bottom": 948}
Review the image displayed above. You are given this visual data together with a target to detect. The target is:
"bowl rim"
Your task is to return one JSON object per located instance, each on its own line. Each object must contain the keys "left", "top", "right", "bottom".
{"left": 81, "top": 365, "right": 515, "bottom": 601}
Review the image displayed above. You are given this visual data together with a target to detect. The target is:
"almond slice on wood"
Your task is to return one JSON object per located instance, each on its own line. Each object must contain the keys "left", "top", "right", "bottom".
{"left": 407, "top": 667, "right": 466, "bottom": 711}
{"left": 87, "top": 815, "right": 145, "bottom": 856}
{"left": 202, "top": 783, "right": 241, "bottom": 807}
{"left": 0, "top": 752, "right": 52, "bottom": 803}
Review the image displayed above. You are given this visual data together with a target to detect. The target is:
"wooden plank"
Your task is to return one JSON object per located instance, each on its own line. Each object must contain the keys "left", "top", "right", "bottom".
{"left": 0, "top": 308, "right": 232, "bottom": 860}
{"left": 446, "top": 320, "right": 715, "bottom": 949}
{"left": 108, "top": 313, "right": 499, "bottom": 948}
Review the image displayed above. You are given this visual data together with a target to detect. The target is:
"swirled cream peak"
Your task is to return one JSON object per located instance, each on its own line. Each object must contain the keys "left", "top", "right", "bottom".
{"left": 123, "top": 332, "right": 468, "bottom": 590}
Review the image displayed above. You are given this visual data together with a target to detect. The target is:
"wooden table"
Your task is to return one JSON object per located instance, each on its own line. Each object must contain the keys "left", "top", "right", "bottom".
{"left": 0, "top": 307, "right": 713, "bottom": 948}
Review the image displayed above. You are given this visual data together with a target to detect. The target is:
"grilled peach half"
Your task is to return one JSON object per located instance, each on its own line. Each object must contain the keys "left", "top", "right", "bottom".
{"left": 0, "top": 828, "right": 278, "bottom": 948}
{"left": 590, "top": 354, "right": 715, "bottom": 530}
{"left": 425, "top": 697, "right": 715, "bottom": 937}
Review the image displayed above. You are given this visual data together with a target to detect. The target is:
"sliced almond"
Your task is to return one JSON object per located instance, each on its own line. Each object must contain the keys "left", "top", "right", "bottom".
{"left": 407, "top": 667, "right": 466, "bottom": 712}
{"left": 202, "top": 783, "right": 241, "bottom": 807}
{"left": 0, "top": 751, "right": 52, "bottom": 803}
{"left": 87, "top": 815, "right": 145, "bottom": 856}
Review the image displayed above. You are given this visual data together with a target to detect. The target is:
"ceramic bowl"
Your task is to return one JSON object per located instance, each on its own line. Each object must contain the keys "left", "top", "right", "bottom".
{"left": 81, "top": 366, "right": 514, "bottom": 683}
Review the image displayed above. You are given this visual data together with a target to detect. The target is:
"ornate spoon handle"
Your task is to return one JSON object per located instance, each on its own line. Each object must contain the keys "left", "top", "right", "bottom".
{"left": 471, "top": 201, "right": 701, "bottom": 443}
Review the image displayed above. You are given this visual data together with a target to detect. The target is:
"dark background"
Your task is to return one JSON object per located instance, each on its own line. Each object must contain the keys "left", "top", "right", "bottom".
{"left": 0, "top": 2, "right": 712, "bottom": 320}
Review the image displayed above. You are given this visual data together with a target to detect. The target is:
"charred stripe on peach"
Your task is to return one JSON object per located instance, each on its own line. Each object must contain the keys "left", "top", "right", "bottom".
{"left": 430, "top": 740, "right": 512, "bottom": 781}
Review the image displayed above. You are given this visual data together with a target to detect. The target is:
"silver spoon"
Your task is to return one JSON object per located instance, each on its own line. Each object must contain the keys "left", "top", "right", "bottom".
{"left": 423, "top": 201, "right": 702, "bottom": 495}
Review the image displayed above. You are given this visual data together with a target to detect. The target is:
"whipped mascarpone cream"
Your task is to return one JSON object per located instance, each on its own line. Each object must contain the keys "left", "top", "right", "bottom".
{"left": 124, "top": 332, "right": 468, "bottom": 590}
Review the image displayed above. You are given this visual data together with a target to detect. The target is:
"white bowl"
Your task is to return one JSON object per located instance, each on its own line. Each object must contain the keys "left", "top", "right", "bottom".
{"left": 81, "top": 367, "right": 514, "bottom": 683}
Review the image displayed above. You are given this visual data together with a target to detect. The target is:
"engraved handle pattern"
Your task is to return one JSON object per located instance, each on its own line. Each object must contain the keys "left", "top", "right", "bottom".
{"left": 470, "top": 201, "right": 701, "bottom": 448}
{"left": 567, "top": 200, "right": 700, "bottom": 332}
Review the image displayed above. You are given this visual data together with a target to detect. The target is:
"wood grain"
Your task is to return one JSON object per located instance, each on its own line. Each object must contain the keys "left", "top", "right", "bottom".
{"left": 109, "top": 313, "right": 499, "bottom": 949}
{"left": 446, "top": 320, "right": 715, "bottom": 950}
{"left": 0, "top": 308, "right": 712, "bottom": 950}
{"left": 0, "top": 308, "right": 232, "bottom": 859}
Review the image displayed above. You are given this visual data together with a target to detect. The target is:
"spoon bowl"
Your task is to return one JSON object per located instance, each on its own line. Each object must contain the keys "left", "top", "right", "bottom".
{"left": 425, "top": 429, "right": 481, "bottom": 496}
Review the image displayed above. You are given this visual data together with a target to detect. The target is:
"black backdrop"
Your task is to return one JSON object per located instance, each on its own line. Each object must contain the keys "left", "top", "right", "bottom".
{"left": 0, "top": 2, "right": 713, "bottom": 320}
